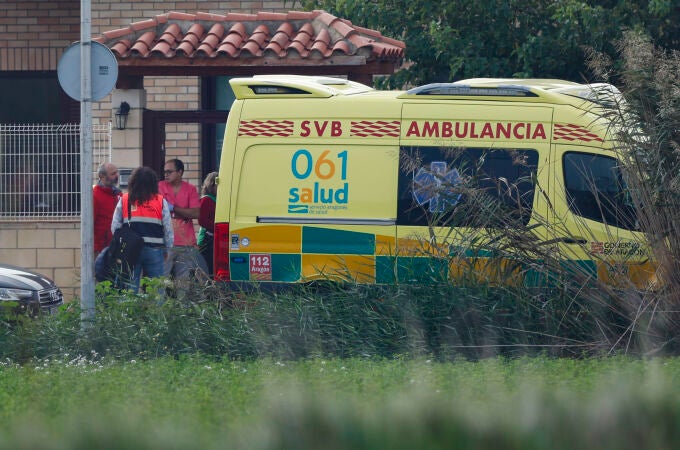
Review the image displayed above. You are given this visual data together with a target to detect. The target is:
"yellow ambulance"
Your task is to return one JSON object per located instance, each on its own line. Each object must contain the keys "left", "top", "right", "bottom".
{"left": 213, "top": 75, "right": 655, "bottom": 288}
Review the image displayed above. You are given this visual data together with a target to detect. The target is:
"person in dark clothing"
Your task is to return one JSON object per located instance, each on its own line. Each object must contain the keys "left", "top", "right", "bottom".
{"left": 198, "top": 171, "right": 218, "bottom": 277}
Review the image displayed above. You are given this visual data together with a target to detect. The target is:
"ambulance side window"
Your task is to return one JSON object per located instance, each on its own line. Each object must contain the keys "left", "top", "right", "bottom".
{"left": 398, "top": 147, "right": 538, "bottom": 228}
{"left": 563, "top": 152, "right": 638, "bottom": 230}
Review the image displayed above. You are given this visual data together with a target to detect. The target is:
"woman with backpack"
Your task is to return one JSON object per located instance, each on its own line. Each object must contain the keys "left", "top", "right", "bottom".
{"left": 110, "top": 166, "right": 174, "bottom": 292}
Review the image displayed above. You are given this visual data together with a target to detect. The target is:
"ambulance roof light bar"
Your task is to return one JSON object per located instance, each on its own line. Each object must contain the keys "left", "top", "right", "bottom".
{"left": 405, "top": 83, "right": 539, "bottom": 97}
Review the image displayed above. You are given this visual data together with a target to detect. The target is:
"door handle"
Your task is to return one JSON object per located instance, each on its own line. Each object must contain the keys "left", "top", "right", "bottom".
{"left": 540, "top": 237, "right": 587, "bottom": 246}
{"left": 559, "top": 237, "right": 587, "bottom": 245}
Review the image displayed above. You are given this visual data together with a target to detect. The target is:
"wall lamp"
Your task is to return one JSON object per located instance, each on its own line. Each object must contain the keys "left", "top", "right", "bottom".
{"left": 115, "top": 101, "right": 130, "bottom": 130}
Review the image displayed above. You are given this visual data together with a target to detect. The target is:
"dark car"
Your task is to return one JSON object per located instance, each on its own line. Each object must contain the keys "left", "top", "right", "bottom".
{"left": 0, "top": 264, "right": 64, "bottom": 315}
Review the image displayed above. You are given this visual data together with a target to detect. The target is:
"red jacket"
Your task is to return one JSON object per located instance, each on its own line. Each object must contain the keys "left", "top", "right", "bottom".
{"left": 198, "top": 194, "right": 216, "bottom": 232}
{"left": 93, "top": 184, "right": 122, "bottom": 252}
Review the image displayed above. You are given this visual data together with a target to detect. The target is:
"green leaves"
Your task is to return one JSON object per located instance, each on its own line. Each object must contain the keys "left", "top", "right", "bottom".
{"left": 305, "top": 0, "right": 679, "bottom": 86}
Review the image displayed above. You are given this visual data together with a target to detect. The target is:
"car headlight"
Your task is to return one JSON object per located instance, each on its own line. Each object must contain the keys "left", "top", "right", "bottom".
{"left": 0, "top": 288, "right": 33, "bottom": 301}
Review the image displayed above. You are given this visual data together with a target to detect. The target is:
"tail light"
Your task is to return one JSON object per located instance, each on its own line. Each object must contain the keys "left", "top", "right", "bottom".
{"left": 214, "top": 222, "right": 231, "bottom": 281}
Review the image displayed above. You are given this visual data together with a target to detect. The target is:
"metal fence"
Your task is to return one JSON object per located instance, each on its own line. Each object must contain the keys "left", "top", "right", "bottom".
{"left": 0, "top": 123, "right": 112, "bottom": 221}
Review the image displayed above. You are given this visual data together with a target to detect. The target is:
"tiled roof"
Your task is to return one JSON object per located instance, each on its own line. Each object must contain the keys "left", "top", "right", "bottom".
{"left": 93, "top": 10, "right": 405, "bottom": 65}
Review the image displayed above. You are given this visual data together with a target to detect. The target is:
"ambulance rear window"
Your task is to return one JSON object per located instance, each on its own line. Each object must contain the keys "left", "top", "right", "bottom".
{"left": 397, "top": 147, "right": 538, "bottom": 228}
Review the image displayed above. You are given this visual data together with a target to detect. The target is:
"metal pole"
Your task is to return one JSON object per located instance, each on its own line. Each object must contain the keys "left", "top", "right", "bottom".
{"left": 80, "top": 0, "right": 95, "bottom": 326}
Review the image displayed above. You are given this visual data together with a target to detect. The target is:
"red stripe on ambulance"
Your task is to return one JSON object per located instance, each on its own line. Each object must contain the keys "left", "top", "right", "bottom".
{"left": 351, "top": 120, "right": 400, "bottom": 137}
{"left": 553, "top": 123, "right": 604, "bottom": 142}
{"left": 238, "top": 120, "right": 294, "bottom": 137}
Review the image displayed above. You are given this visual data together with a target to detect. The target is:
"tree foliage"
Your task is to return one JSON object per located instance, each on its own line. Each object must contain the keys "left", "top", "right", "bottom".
{"left": 303, "top": 0, "right": 679, "bottom": 87}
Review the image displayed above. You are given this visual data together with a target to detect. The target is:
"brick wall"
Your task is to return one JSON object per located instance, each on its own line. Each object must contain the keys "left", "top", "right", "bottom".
{"left": 0, "top": 1, "right": 80, "bottom": 71}
{"left": 91, "top": 0, "right": 280, "bottom": 33}
{"left": 145, "top": 76, "right": 202, "bottom": 186}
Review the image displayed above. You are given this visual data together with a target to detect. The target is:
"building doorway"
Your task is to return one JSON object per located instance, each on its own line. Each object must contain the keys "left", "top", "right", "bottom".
{"left": 142, "top": 110, "right": 229, "bottom": 184}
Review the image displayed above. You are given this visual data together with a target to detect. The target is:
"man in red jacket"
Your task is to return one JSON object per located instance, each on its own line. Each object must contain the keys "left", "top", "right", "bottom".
{"left": 93, "top": 162, "right": 121, "bottom": 254}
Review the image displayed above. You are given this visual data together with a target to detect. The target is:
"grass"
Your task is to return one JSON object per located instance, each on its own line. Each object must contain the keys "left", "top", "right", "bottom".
{"left": 0, "top": 355, "right": 678, "bottom": 449}
{"left": 4, "top": 279, "right": 672, "bottom": 365}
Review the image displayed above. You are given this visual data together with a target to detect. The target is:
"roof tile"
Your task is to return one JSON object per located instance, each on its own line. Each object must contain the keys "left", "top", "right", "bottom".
{"left": 348, "top": 33, "right": 372, "bottom": 49}
{"left": 298, "top": 23, "right": 315, "bottom": 37}
{"left": 256, "top": 12, "right": 288, "bottom": 21}
{"left": 310, "top": 29, "right": 331, "bottom": 58}
{"left": 167, "top": 12, "right": 195, "bottom": 21}
{"left": 207, "top": 23, "right": 225, "bottom": 38}
{"left": 110, "top": 39, "right": 131, "bottom": 57}
{"left": 227, "top": 22, "right": 248, "bottom": 39}
{"left": 275, "top": 22, "right": 295, "bottom": 38}
{"left": 93, "top": 9, "right": 404, "bottom": 63}
{"left": 315, "top": 11, "right": 337, "bottom": 27}
{"left": 177, "top": 39, "right": 197, "bottom": 55}
{"left": 196, "top": 12, "right": 228, "bottom": 22}
{"left": 150, "top": 40, "right": 173, "bottom": 57}
{"left": 158, "top": 23, "right": 182, "bottom": 44}
{"left": 130, "top": 31, "right": 156, "bottom": 56}
{"left": 353, "top": 25, "right": 381, "bottom": 39}
{"left": 331, "top": 20, "right": 356, "bottom": 38}
{"left": 287, "top": 11, "right": 315, "bottom": 20}
{"left": 271, "top": 30, "right": 291, "bottom": 47}
{"left": 102, "top": 27, "right": 133, "bottom": 40}
{"left": 287, "top": 41, "right": 308, "bottom": 57}
{"left": 186, "top": 24, "right": 205, "bottom": 39}
{"left": 130, "top": 19, "right": 158, "bottom": 33}
{"left": 197, "top": 33, "right": 221, "bottom": 56}
{"left": 223, "top": 13, "right": 255, "bottom": 21}
{"left": 252, "top": 24, "right": 270, "bottom": 36}
{"left": 331, "top": 41, "right": 351, "bottom": 55}
{"left": 241, "top": 40, "right": 262, "bottom": 57}
{"left": 263, "top": 42, "right": 283, "bottom": 57}
{"left": 218, "top": 32, "right": 245, "bottom": 53}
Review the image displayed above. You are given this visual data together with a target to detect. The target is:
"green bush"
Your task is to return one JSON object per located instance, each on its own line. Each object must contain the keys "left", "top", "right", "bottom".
{"left": 0, "top": 272, "right": 674, "bottom": 363}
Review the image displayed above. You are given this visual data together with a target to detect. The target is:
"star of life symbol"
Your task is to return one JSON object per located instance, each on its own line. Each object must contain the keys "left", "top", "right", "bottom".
{"left": 412, "top": 161, "right": 462, "bottom": 212}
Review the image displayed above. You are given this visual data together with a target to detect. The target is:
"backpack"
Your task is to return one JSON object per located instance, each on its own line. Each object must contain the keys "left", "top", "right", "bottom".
{"left": 101, "top": 198, "right": 144, "bottom": 284}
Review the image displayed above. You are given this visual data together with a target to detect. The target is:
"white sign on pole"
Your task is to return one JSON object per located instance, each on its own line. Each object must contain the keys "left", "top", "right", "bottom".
{"left": 58, "top": 41, "right": 118, "bottom": 102}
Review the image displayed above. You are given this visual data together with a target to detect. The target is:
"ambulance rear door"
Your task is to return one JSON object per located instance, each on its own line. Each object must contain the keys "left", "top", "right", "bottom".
{"left": 227, "top": 93, "right": 400, "bottom": 284}
{"left": 228, "top": 142, "right": 399, "bottom": 284}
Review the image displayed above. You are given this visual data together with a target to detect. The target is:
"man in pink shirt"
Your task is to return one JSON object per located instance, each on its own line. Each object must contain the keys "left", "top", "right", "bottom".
{"left": 158, "top": 158, "right": 208, "bottom": 280}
